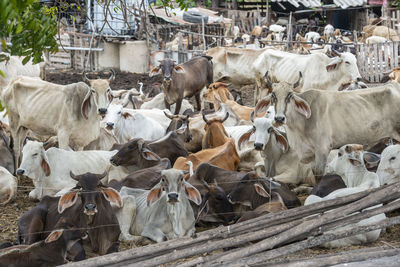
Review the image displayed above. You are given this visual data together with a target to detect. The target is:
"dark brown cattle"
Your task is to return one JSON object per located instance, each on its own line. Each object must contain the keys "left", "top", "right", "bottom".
{"left": 0, "top": 221, "right": 84, "bottom": 267}
{"left": 309, "top": 174, "right": 346, "bottom": 198}
{"left": 228, "top": 171, "right": 301, "bottom": 210}
{"left": 366, "top": 137, "right": 400, "bottom": 154}
{"left": 108, "top": 158, "right": 171, "bottom": 191}
{"left": 110, "top": 138, "right": 161, "bottom": 172}
{"left": 146, "top": 82, "right": 162, "bottom": 98}
{"left": 18, "top": 171, "right": 122, "bottom": 257}
{"left": 202, "top": 113, "right": 230, "bottom": 149}
{"left": 164, "top": 111, "right": 192, "bottom": 143}
{"left": 150, "top": 56, "right": 213, "bottom": 114}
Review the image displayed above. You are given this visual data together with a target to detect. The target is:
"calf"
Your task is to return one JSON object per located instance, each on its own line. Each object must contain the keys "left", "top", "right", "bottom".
{"left": 150, "top": 57, "right": 213, "bottom": 114}
{"left": 376, "top": 144, "right": 400, "bottom": 185}
{"left": 16, "top": 140, "right": 125, "bottom": 199}
{"left": 103, "top": 104, "right": 165, "bottom": 143}
{"left": 228, "top": 171, "right": 301, "bottom": 211}
{"left": 115, "top": 169, "right": 201, "bottom": 242}
{"left": 202, "top": 113, "right": 230, "bottom": 149}
{"left": 309, "top": 174, "right": 346, "bottom": 198}
{"left": 18, "top": 171, "right": 122, "bottom": 255}
{"left": 0, "top": 166, "right": 17, "bottom": 205}
{"left": 1, "top": 222, "right": 84, "bottom": 267}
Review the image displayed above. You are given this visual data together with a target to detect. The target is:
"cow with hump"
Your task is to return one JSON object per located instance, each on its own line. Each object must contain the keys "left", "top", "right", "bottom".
{"left": 255, "top": 72, "right": 400, "bottom": 177}
{"left": 17, "top": 171, "right": 122, "bottom": 258}
{"left": 150, "top": 56, "right": 213, "bottom": 114}
{"left": 2, "top": 72, "right": 113, "bottom": 167}
{"left": 114, "top": 169, "right": 201, "bottom": 243}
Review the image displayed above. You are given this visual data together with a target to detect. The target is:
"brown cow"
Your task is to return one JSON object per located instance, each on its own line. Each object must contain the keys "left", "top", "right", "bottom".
{"left": 150, "top": 56, "right": 213, "bottom": 114}
{"left": 18, "top": 171, "right": 122, "bottom": 256}
{"left": 1, "top": 221, "right": 85, "bottom": 266}
{"left": 164, "top": 111, "right": 193, "bottom": 143}
{"left": 202, "top": 113, "right": 230, "bottom": 149}
{"left": 173, "top": 139, "right": 240, "bottom": 176}
{"left": 203, "top": 83, "right": 255, "bottom": 121}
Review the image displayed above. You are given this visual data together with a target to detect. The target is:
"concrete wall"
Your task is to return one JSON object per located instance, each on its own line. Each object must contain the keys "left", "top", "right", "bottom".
{"left": 97, "top": 40, "right": 149, "bottom": 73}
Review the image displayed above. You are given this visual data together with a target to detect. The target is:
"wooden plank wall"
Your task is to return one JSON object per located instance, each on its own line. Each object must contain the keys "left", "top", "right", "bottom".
{"left": 356, "top": 41, "right": 399, "bottom": 83}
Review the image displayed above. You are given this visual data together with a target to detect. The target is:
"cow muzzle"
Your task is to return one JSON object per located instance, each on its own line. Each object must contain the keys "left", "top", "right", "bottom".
{"left": 98, "top": 108, "right": 107, "bottom": 115}
{"left": 84, "top": 203, "right": 98, "bottom": 215}
{"left": 16, "top": 168, "right": 25, "bottom": 176}
{"left": 110, "top": 157, "right": 119, "bottom": 166}
{"left": 274, "top": 116, "right": 286, "bottom": 124}
{"left": 167, "top": 192, "right": 179, "bottom": 203}
{"left": 254, "top": 143, "right": 264, "bottom": 151}
{"left": 106, "top": 122, "right": 114, "bottom": 130}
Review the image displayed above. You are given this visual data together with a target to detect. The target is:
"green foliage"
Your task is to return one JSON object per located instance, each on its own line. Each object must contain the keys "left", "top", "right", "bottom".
{"left": 154, "top": 0, "right": 195, "bottom": 10}
{"left": 392, "top": 0, "right": 400, "bottom": 8}
{"left": 0, "top": 0, "right": 58, "bottom": 64}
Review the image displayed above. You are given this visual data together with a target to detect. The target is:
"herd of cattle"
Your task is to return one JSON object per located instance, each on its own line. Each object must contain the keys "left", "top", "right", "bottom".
{"left": 1, "top": 28, "right": 400, "bottom": 265}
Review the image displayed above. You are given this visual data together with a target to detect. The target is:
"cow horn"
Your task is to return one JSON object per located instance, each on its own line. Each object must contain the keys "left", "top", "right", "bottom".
{"left": 293, "top": 72, "right": 302, "bottom": 88}
{"left": 137, "top": 139, "right": 145, "bottom": 152}
{"left": 163, "top": 110, "right": 176, "bottom": 120}
{"left": 250, "top": 110, "right": 255, "bottom": 122}
{"left": 70, "top": 171, "right": 79, "bottom": 181}
{"left": 222, "top": 112, "right": 229, "bottom": 123}
{"left": 82, "top": 71, "right": 90, "bottom": 83}
{"left": 264, "top": 71, "right": 273, "bottom": 88}
{"left": 202, "top": 113, "right": 209, "bottom": 124}
{"left": 98, "top": 171, "right": 108, "bottom": 180}
{"left": 108, "top": 69, "right": 115, "bottom": 81}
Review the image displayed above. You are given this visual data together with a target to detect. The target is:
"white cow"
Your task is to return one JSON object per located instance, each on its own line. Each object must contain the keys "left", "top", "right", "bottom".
{"left": 16, "top": 140, "right": 126, "bottom": 199}
{"left": 376, "top": 145, "right": 400, "bottom": 185}
{"left": 103, "top": 104, "right": 165, "bottom": 143}
{"left": 269, "top": 24, "right": 286, "bottom": 41}
{"left": 305, "top": 144, "right": 385, "bottom": 248}
{"left": 365, "top": 35, "right": 389, "bottom": 44}
{"left": 305, "top": 31, "right": 321, "bottom": 43}
{"left": 0, "top": 166, "right": 17, "bottom": 205}
{"left": 238, "top": 116, "right": 314, "bottom": 185}
{"left": 2, "top": 76, "right": 111, "bottom": 166}
{"left": 0, "top": 53, "right": 45, "bottom": 90}
{"left": 323, "top": 24, "right": 334, "bottom": 40}
{"left": 140, "top": 92, "right": 193, "bottom": 114}
{"left": 255, "top": 79, "right": 400, "bottom": 177}
{"left": 114, "top": 169, "right": 201, "bottom": 242}
{"left": 252, "top": 49, "right": 362, "bottom": 103}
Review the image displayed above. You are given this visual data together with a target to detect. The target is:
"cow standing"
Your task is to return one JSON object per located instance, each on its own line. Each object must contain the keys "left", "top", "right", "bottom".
{"left": 150, "top": 57, "right": 213, "bottom": 114}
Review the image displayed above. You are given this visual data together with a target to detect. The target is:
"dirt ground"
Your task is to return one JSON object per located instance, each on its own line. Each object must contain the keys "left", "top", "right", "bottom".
{"left": 1, "top": 70, "right": 399, "bottom": 262}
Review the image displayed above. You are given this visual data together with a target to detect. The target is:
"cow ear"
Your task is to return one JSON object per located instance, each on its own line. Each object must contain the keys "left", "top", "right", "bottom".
{"left": 58, "top": 189, "right": 80, "bottom": 214}
{"left": 122, "top": 112, "right": 132, "bottom": 119}
{"left": 149, "top": 67, "right": 161, "bottom": 77}
{"left": 254, "top": 183, "right": 270, "bottom": 198}
{"left": 147, "top": 186, "right": 162, "bottom": 206}
{"left": 175, "top": 126, "right": 186, "bottom": 135}
{"left": 174, "top": 66, "right": 185, "bottom": 73}
{"left": 197, "top": 199, "right": 209, "bottom": 221}
{"left": 255, "top": 95, "right": 272, "bottom": 116}
{"left": 271, "top": 128, "right": 289, "bottom": 153}
{"left": 101, "top": 187, "right": 123, "bottom": 208}
{"left": 45, "top": 229, "right": 64, "bottom": 243}
{"left": 41, "top": 156, "right": 51, "bottom": 176}
{"left": 184, "top": 183, "right": 202, "bottom": 205}
{"left": 291, "top": 94, "right": 311, "bottom": 118}
{"left": 238, "top": 128, "right": 254, "bottom": 150}
{"left": 81, "top": 90, "right": 92, "bottom": 120}
{"left": 141, "top": 148, "right": 160, "bottom": 161}
{"left": 326, "top": 57, "right": 342, "bottom": 71}
{"left": 363, "top": 152, "right": 381, "bottom": 169}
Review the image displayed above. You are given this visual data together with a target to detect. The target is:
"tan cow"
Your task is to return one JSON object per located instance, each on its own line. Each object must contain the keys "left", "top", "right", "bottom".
{"left": 255, "top": 75, "right": 400, "bottom": 177}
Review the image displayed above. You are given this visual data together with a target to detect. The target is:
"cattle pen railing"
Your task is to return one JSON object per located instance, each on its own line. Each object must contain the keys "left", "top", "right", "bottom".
{"left": 356, "top": 41, "right": 400, "bottom": 83}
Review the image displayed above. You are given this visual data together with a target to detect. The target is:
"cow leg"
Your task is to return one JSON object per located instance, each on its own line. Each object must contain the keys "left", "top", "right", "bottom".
{"left": 13, "top": 126, "right": 28, "bottom": 169}
{"left": 313, "top": 151, "right": 328, "bottom": 182}
{"left": 195, "top": 93, "right": 202, "bottom": 111}
{"left": 57, "top": 129, "right": 70, "bottom": 150}
{"left": 164, "top": 99, "right": 171, "bottom": 111}
{"left": 174, "top": 99, "right": 183, "bottom": 115}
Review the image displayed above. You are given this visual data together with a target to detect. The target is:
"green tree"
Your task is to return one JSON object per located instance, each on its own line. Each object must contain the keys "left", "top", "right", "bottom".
{"left": 1, "top": 0, "right": 58, "bottom": 70}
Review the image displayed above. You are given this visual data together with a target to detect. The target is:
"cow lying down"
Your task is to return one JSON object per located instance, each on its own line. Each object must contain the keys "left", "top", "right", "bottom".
{"left": 113, "top": 169, "right": 201, "bottom": 243}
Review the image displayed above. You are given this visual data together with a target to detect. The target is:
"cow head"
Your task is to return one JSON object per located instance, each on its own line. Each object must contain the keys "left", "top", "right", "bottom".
{"left": 326, "top": 144, "right": 366, "bottom": 181}
{"left": 17, "top": 140, "right": 51, "bottom": 179}
{"left": 326, "top": 51, "right": 361, "bottom": 84}
{"left": 228, "top": 172, "right": 280, "bottom": 210}
{"left": 197, "top": 180, "right": 235, "bottom": 224}
{"left": 102, "top": 104, "right": 131, "bottom": 131}
{"left": 110, "top": 138, "right": 160, "bottom": 167}
{"left": 83, "top": 70, "right": 114, "bottom": 116}
{"left": 238, "top": 115, "right": 288, "bottom": 152}
{"left": 255, "top": 72, "right": 310, "bottom": 126}
{"left": 376, "top": 145, "right": 400, "bottom": 185}
{"left": 204, "top": 82, "right": 234, "bottom": 103}
{"left": 202, "top": 113, "right": 230, "bottom": 149}
{"left": 58, "top": 171, "right": 122, "bottom": 215}
{"left": 164, "top": 111, "right": 192, "bottom": 142}
{"left": 149, "top": 59, "right": 184, "bottom": 103}
{"left": 147, "top": 169, "right": 201, "bottom": 206}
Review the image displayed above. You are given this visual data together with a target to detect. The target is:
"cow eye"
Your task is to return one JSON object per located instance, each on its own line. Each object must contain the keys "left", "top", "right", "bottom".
{"left": 345, "top": 61, "right": 350, "bottom": 65}
{"left": 390, "top": 156, "right": 396, "bottom": 161}
{"left": 338, "top": 152, "right": 342, "bottom": 157}
{"left": 32, "top": 153, "right": 38, "bottom": 157}
{"left": 118, "top": 111, "right": 121, "bottom": 115}
{"left": 161, "top": 177, "right": 166, "bottom": 183}
{"left": 91, "top": 89, "right": 95, "bottom": 93}
{"left": 253, "top": 126, "right": 256, "bottom": 131}
{"left": 268, "top": 127, "right": 273, "bottom": 133}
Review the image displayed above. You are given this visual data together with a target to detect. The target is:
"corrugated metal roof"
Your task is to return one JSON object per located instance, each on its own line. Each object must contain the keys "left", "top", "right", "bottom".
{"left": 270, "top": 0, "right": 366, "bottom": 8}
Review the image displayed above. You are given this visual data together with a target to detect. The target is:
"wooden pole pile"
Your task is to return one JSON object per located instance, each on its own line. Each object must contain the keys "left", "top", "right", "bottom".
{"left": 64, "top": 182, "right": 400, "bottom": 267}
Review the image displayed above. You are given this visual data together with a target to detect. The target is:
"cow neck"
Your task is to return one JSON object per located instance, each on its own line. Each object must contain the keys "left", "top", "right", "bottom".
{"left": 167, "top": 196, "right": 192, "bottom": 238}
